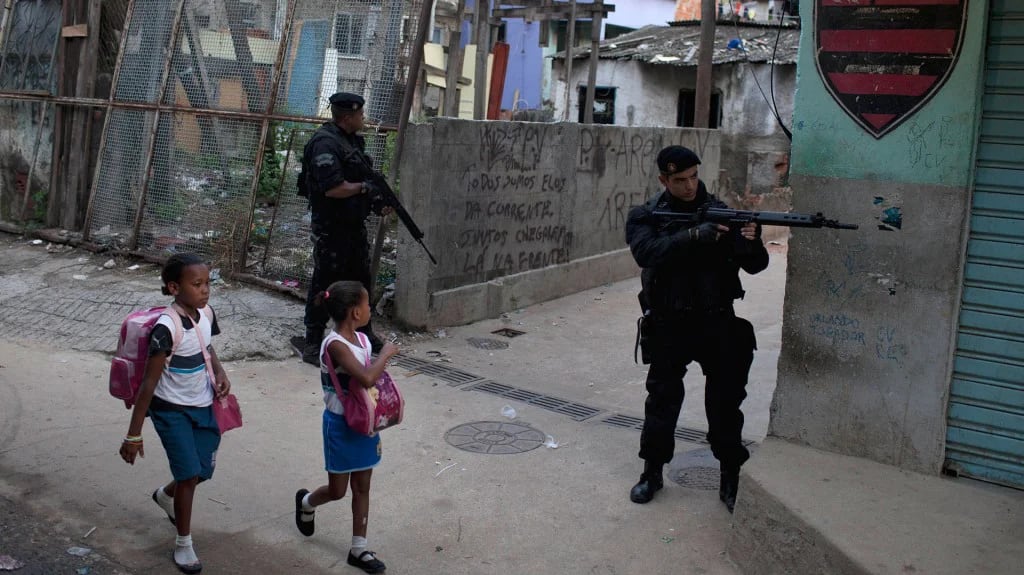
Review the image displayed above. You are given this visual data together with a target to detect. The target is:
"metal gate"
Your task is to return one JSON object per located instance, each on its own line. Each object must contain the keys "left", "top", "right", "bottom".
{"left": 0, "top": 0, "right": 425, "bottom": 290}
{"left": 944, "top": 0, "right": 1024, "bottom": 488}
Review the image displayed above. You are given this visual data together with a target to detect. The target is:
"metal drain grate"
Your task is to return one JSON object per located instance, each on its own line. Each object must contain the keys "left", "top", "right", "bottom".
{"left": 467, "top": 337, "right": 509, "bottom": 350}
{"left": 602, "top": 414, "right": 646, "bottom": 430}
{"left": 391, "top": 355, "right": 485, "bottom": 387}
{"left": 600, "top": 414, "right": 756, "bottom": 447}
{"left": 674, "top": 427, "right": 707, "bottom": 444}
{"left": 466, "top": 381, "right": 603, "bottom": 421}
{"left": 670, "top": 466, "right": 720, "bottom": 490}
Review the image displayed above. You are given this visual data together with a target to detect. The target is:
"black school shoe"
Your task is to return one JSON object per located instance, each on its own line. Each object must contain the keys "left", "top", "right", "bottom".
{"left": 347, "top": 550, "right": 386, "bottom": 573}
{"left": 294, "top": 489, "right": 314, "bottom": 536}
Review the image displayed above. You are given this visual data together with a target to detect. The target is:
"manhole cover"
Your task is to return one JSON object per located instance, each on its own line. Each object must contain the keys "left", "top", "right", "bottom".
{"left": 445, "top": 421, "right": 545, "bottom": 454}
{"left": 467, "top": 337, "right": 509, "bottom": 350}
{"left": 670, "top": 466, "right": 720, "bottom": 490}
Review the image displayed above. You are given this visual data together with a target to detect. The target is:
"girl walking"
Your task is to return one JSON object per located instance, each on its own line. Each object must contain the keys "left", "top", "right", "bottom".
{"left": 119, "top": 253, "right": 231, "bottom": 574}
{"left": 294, "top": 280, "right": 398, "bottom": 574}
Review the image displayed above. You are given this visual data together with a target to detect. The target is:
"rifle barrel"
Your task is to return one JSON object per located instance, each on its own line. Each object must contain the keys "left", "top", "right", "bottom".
{"left": 651, "top": 208, "right": 858, "bottom": 230}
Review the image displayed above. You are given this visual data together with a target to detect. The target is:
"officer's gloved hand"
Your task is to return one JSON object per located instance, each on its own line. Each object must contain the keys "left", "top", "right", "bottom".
{"left": 366, "top": 184, "right": 388, "bottom": 215}
{"left": 689, "top": 221, "right": 723, "bottom": 243}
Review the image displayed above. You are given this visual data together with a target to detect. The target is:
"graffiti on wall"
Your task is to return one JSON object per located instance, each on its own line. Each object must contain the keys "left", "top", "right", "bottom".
{"left": 454, "top": 123, "right": 573, "bottom": 277}
{"left": 814, "top": 0, "right": 969, "bottom": 139}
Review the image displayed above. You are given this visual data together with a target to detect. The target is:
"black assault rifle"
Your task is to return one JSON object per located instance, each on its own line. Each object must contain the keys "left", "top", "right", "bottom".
{"left": 652, "top": 204, "right": 859, "bottom": 230}
{"left": 342, "top": 148, "right": 438, "bottom": 265}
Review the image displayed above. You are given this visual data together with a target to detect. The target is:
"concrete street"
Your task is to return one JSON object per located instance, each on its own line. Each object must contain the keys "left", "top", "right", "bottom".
{"left": 0, "top": 233, "right": 786, "bottom": 574}
{"left": 6, "top": 233, "right": 1019, "bottom": 575}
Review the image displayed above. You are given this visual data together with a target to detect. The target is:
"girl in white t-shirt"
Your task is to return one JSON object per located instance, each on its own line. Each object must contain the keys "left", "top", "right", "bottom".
{"left": 294, "top": 280, "right": 398, "bottom": 574}
{"left": 119, "top": 253, "right": 231, "bottom": 574}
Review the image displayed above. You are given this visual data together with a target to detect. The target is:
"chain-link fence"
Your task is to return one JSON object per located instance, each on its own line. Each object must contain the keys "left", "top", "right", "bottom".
{"left": 1, "top": 0, "right": 424, "bottom": 291}
{"left": 252, "top": 124, "right": 396, "bottom": 292}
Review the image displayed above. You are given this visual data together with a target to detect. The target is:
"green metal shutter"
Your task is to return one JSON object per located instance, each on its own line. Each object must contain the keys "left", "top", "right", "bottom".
{"left": 945, "top": 0, "right": 1024, "bottom": 488}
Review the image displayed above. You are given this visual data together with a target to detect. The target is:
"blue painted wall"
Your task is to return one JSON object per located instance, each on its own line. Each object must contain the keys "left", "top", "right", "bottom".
{"left": 463, "top": 0, "right": 674, "bottom": 111}
{"left": 770, "top": 0, "right": 990, "bottom": 475}
{"left": 502, "top": 19, "right": 544, "bottom": 109}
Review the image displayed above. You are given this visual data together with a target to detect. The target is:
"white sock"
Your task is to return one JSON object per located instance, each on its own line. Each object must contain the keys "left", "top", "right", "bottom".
{"left": 174, "top": 534, "right": 199, "bottom": 566}
{"left": 301, "top": 492, "right": 315, "bottom": 512}
{"left": 351, "top": 535, "right": 367, "bottom": 557}
{"left": 155, "top": 487, "right": 175, "bottom": 519}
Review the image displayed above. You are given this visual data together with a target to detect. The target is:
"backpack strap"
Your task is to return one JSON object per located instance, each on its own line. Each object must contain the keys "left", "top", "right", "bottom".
{"left": 354, "top": 332, "right": 372, "bottom": 368}
{"left": 171, "top": 303, "right": 217, "bottom": 391}
{"left": 159, "top": 307, "right": 185, "bottom": 368}
{"left": 324, "top": 333, "right": 371, "bottom": 398}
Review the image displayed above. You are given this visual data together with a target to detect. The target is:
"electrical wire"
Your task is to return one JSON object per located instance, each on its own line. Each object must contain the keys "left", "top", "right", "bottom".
{"left": 769, "top": 6, "right": 792, "bottom": 140}
{"left": 729, "top": 8, "right": 793, "bottom": 141}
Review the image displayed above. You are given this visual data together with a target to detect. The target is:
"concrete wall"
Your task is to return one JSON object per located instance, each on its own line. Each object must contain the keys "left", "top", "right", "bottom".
{"left": 395, "top": 118, "right": 720, "bottom": 327}
{"left": 769, "top": 0, "right": 988, "bottom": 474}
{"left": 551, "top": 58, "right": 794, "bottom": 198}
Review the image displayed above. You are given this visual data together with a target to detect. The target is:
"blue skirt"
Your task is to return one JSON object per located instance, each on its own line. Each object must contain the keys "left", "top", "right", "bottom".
{"left": 323, "top": 409, "right": 381, "bottom": 474}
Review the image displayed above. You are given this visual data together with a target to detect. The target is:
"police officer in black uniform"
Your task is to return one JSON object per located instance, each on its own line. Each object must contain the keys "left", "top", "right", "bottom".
{"left": 625, "top": 145, "right": 768, "bottom": 512}
{"left": 291, "top": 92, "right": 387, "bottom": 365}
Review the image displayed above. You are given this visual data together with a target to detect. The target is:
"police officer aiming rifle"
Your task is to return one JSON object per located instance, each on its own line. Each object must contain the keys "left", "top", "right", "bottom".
{"left": 625, "top": 145, "right": 768, "bottom": 512}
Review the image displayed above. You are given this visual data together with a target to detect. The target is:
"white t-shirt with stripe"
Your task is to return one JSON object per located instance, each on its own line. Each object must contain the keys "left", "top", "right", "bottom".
{"left": 151, "top": 307, "right": 216, "bottom": 407}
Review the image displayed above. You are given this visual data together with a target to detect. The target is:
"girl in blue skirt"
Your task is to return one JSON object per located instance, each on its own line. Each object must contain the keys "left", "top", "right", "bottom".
{"left": 294, "top": 280, "right": 398, "bottom": 574}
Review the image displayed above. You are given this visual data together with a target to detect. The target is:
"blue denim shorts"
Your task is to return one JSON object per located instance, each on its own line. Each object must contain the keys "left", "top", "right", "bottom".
{"left": 149, "top": 398, "right": 221, "bottom": 482}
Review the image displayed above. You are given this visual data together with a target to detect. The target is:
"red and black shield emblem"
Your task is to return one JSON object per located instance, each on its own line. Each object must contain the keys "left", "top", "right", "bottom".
{"left": 815, "top": 0, "right": 970, "bottom": 139}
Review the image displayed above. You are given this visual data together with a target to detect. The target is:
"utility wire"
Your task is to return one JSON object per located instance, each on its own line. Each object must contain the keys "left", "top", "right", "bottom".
{"left": 728, "top": 9, "right": 793, "bottom": 141}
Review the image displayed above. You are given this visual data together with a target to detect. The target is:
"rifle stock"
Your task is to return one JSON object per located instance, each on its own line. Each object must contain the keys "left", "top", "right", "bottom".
{"left": 652, "top": 204, "right": 858, "bottom": 230}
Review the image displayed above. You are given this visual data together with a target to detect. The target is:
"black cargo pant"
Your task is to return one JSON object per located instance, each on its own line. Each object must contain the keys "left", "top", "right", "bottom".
{"left": 638, "top": 310, "right": 756, "bottom": 472}
{"left": 303, "top": 228, "right": 375, "bottom": 341}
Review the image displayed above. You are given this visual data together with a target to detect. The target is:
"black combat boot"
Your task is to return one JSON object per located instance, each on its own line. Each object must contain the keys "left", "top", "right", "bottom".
{"left": 719, "top": 467, "right": 740, "bottom": 513}
{"left": 629, "top": 462, "right": 664, "bottom": 504}
{"left": 290, "top": 329, "right": 322, "bottom": 367}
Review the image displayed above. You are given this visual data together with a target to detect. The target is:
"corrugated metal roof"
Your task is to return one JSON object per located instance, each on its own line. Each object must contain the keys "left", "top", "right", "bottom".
{"left": 553, "top": 20, "right": 800, "bottom": 66}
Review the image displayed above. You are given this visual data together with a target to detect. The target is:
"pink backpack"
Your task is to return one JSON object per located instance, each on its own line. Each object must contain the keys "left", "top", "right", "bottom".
{"left": 324, "top": 332, "right": 405, "bottom": 436}
{"left": 109, "top": 305, "right": 211, "bottom": 409}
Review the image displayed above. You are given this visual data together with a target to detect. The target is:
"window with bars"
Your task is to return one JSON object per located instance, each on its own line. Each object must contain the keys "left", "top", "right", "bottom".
{"left": 335, "top": 13, "right": 367, "bottom": 57}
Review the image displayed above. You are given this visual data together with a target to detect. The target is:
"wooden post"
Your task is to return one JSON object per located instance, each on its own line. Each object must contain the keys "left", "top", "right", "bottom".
{"left": 695, "top": 0, "right": 716, "bottom": 128}
{"left": 67, "top": 0, "right": 103, "bottom": 230}
{"left": 583, "top": 0, "right": 603, "bottom": 124}
{"left": 443, "top": 0, "right": 467, "bottom": 117}
{"left": 562, "top": 0, "right": 576, "bottom": 122}
{"left": 473, "top": 0, "right": 489, "bottom": 119}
